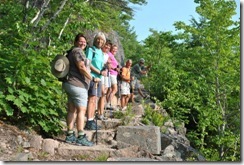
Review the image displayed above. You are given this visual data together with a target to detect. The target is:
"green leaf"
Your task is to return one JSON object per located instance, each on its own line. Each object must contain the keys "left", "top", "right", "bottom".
{"left": 7, "top": 87, "right": 14, "bottom": 94}
{"left": 41, "top": 79, "right": 46, "bottom": 86}
{"left": 6, "top": 95, "right": 16, "bottom": 101}
{"left": 5, "top": 108, "right": 14, "bottom": 116}
{"left": 21, "top": 106, "right": 28, "bottom": 113}
{"left": 14, "top": 98, "right": 22, "bottom": 107}
{"left": 25, "top": 77, "right": 31, "bottom": 84}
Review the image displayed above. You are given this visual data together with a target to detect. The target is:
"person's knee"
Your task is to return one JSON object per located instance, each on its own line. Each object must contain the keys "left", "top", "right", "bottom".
{"left": 88, "top": 96, "right": 96, "bottom": 104}
{"left": 76, "top": 106, "right": 86, "bottom": 113}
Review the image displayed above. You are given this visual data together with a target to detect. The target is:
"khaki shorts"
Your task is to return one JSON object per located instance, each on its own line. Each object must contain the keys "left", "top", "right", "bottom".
{"left": 121, "top": 81, "right": 130, "bottom": 95}
{"left": 110, "top": 74, "right": 117, "bottom": 85}
{"left": 101, "top": 76, "right": 110, "bottom": 88}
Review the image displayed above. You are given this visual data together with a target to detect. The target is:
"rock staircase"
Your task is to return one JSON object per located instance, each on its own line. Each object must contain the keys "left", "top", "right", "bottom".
{"left": 8, "top": 91, "right": 206, "bottom": 161}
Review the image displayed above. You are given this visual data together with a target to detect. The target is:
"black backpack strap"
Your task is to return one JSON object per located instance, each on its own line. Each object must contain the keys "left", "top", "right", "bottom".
{"left": 64, "top": 48, "right": 73, "bottom": 58}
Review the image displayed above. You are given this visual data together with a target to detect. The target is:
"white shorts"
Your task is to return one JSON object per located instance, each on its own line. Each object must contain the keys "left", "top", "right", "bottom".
{"left": 110, "top": 74, "right": 117, "bottom": 85}
{"left": 101, "top": 76, "right": 110, "bottom": 88}
{"left": 121, "top": 81, "right": 130, "bottom": 95}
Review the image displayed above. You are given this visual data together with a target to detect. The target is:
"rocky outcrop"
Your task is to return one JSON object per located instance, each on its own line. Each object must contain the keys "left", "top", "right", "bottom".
{"left": 0, "top": 96, "right": 205, "bottom": 161}
{"left": 0, "top": 70, "right": 205, "bottom": 161}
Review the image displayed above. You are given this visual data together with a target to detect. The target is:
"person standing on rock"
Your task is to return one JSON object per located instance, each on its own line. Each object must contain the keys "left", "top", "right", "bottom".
{"left": 85, "top": 32, "right": 107, "bottom": 130}
{"left": 120, "top": 59, "right": 132, "bottom": 111}
{"left": 97, "top": 39, "right": 113, "bottom": 120}
{"left": 130, "top": 58, "right": 151, "bottom": 101}
{"left": 106, "top": 44, "right": 120, "bottom": 110}
{"left": 62, "top": 33, "right": 94, "bottom": 146}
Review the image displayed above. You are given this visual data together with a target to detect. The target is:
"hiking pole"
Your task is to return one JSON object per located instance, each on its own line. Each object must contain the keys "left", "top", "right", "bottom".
{"left": 94, "top": 81, "right": 98, "bottom": 145}
{"left": 108, "top": 72, "right": 113, "bottom": 120}
{"left": 117, "top": 80, "right": 121, "bottom": 110}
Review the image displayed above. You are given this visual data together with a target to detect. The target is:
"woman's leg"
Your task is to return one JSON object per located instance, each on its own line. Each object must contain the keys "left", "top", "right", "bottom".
{"left": 98, "top": 84, "right": 105, "bottom": 116}
{"left": 66, "top": 102, "right": 77, "bottom": 131}
{"left": 76, "top": 105, "right": 94, "bottom": 146}
{"left": 87, "top": 95, "right": 96, "bottom": 120}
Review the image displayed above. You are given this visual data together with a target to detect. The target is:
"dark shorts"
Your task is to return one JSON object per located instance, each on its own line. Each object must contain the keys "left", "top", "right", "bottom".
{"left": 88, "top": 80, "right": 102, "bottom": 97}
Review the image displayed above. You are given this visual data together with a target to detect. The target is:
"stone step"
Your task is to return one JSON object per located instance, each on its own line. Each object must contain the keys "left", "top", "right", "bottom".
{"left": 57, "top": 143, "right": 116, "bottom": 160}
{"left": 84, "top": 129, "right": 117, "bottom": 145}
{"left": 97, "top": 118, "right": 122, "bottom": 130}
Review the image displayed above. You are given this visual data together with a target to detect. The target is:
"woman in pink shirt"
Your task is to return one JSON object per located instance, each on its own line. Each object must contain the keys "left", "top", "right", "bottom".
{"left": 106, "top": 44, "right": 120, "bottom": 109}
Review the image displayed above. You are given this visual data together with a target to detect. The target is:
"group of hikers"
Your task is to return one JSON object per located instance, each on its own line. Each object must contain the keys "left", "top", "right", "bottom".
{"left": 52, "top": 32, "right": 150, "bottom": 146}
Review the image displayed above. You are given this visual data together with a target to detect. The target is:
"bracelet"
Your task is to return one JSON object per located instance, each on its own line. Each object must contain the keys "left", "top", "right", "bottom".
{"left": 99, "top": 70, "right": 102, "bottom": 75}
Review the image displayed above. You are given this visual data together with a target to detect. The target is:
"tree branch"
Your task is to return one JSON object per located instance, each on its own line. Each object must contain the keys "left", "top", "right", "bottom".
{"left": 30, "top": 0, "right": 51, "bottom": 26}
{"left": 58, "top": 15, "right": 70, "bottom": 40}
{"left": 41, "top": 0, "right": 68, "bottom": 31}
{"left": 23, "top": 0, "right": 30, "bottom": 23}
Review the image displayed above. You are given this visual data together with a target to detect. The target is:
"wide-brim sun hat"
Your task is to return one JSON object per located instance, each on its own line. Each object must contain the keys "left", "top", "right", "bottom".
{"left": 51, "top": 55, "right": 70, "bottom": 78}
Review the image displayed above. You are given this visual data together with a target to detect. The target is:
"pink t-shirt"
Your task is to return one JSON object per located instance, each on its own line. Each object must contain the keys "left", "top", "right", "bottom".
{"left": 108, "top": 52, "right": 118, "bottom": 76}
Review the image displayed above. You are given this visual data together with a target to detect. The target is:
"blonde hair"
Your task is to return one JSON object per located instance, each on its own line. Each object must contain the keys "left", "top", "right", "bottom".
{"left": 93, "top": 32, "right": 106, "bottom": 46}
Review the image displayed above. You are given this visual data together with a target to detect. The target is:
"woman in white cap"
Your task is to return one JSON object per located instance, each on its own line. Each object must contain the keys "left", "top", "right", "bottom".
{"left": 85, "top": 32, "right": 107, "bottom": 130}
{"left": 62, "top": 33, "right": 94, "bottom": 146}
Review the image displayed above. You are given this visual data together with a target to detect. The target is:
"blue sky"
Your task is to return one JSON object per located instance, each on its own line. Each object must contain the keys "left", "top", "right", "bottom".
{"left": 129, "top": 0, "right": 241, "bottom": 42}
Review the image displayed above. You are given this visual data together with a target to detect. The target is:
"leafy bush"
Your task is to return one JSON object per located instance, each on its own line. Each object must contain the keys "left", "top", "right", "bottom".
{"left": 141, "top": 102, "right": 168, "bottom": 127}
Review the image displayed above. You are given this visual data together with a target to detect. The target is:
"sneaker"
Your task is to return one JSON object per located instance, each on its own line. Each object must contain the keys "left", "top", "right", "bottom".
{"left": 121, "top": 106, "right": 127, "bottom": 111}
{"left": 97, "top": 115, "right": 108, "bottom": 121}
{"left": 76, "top": 134, "right": 94, "bottom": 146}
{"left": 84, "top": 120, "right": 101, "bottom": 130}
{"left": 65, "top": 132, "right": 76, "bottom": 143}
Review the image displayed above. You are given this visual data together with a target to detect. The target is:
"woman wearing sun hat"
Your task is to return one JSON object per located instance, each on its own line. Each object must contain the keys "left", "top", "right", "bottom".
{"left": 62, "top": 33, "right": 94, "bottom": 146}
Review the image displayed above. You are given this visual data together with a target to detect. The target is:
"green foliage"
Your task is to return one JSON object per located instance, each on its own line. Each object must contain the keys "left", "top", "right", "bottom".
{"left": 113, "top": 104, "right": 135, "bottom": 125}
{"left": 140, "top": 0, "right": 240, "bottom": 161}
{"left": 94, "top": 153, "right": 109, "bottom": 161}
{"left": 141, "top": 102, "right": 168, "bottom": 127}
{"left": 0, "top": 0, "right": 146, "bottom": 136}
{"left": 0, "top": 0, "right": 240, "bottom": 162}
{"left": 37, "top": 151, "right": 50, "bottom": 160}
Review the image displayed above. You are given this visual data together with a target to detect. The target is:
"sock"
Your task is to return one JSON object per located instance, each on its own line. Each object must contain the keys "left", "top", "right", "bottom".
{"left": 78, "top": 131, "right": 85, "bottom": 137}
{"left": 88, "top": 118, "right": 94, "bottom": 121}
{"left": 67, "top": 130, "right": 74, "bottom": 135}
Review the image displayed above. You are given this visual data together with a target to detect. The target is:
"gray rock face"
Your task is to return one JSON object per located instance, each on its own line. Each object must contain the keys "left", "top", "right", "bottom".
{"left": 116, "top": 126, "right": 161, "bottom": 154}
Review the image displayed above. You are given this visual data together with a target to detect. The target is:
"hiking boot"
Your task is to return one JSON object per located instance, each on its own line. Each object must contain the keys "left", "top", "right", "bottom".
{"left": 76, "top": 134, "right": 94, "bottom": 146}
{"left": 84, "top": 120, "right": 101, "bottom": 130}
{"left": 97, "top": 115, "right": 108, "bottom": 121}
{"left": 65, "top": 132, "right": 76, "bottom": 143}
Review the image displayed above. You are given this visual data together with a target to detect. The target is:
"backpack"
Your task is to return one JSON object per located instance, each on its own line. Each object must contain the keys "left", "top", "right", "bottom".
{"left": 117, "top": 68, "right": 123, "bottom": 82}
{"left": 51, "top": 49, "right": 72, "bottom": 82}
